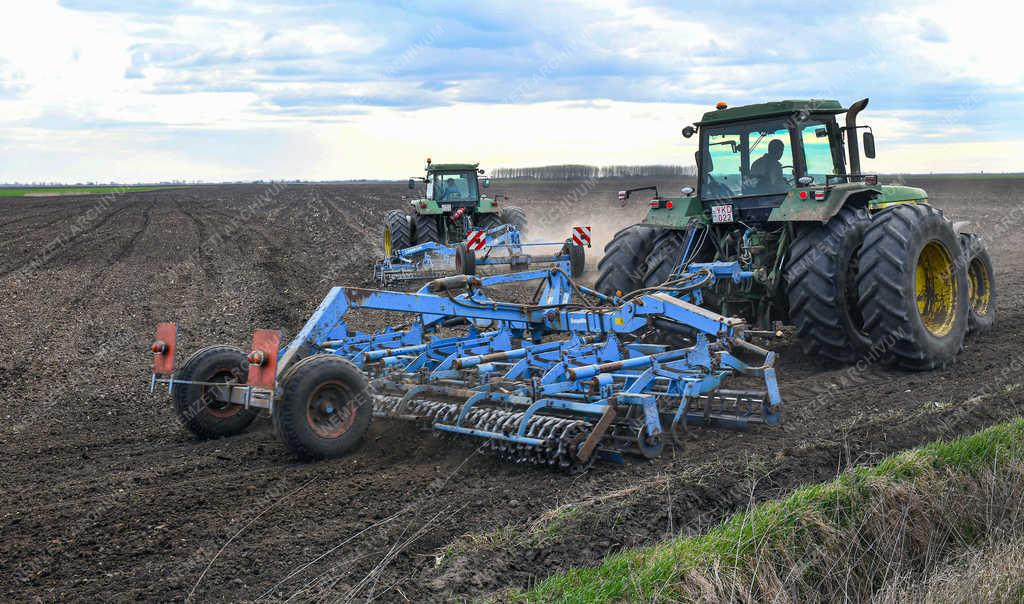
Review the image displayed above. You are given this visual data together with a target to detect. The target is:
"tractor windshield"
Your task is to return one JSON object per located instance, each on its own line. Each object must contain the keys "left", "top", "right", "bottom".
{"left": 430, "top": 171, "right": 478, "bottom": 203}
{"left": 701, "top": 118, "right": 795, "bottom": 201}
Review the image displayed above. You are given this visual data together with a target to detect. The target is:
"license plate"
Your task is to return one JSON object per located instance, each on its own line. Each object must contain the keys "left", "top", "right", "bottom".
{"left": 711, "top": 205, "right": 734, "bottom": 223}
{"left": 441, "top": 204, "right": 452, "bottom": 212}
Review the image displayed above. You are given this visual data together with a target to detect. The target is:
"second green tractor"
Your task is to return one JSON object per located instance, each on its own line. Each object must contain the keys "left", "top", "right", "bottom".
{"left": 383, "top": 159, "right": 528, "bottom": 256}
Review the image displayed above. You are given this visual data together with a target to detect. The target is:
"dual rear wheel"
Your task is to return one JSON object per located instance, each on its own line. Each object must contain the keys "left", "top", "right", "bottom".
{"left": 174, "top": 347, "right": 373, "bottom": 460}
{"left": 595, "top": 203, "right": 995, "bottom": 371}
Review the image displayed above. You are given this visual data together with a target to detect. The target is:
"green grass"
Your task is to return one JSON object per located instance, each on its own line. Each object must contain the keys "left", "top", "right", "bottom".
{"left": 0, "top": 185, "right": 176, "bottom": 198}
{"left": 513, "top": 418, "right": 1024, "bottom": 603}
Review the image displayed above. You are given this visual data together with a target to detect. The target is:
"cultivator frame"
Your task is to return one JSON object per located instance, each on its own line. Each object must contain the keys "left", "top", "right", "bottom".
{"left": 151, "top": 261, "right": 781, "bottom": 470}
{"left": 374, "top": 224, "right": 590, "bottom": 285}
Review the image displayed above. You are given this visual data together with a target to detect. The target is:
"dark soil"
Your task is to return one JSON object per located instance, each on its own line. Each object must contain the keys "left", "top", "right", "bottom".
{"left": 1, "top": 177, "right": 1022, "bottom": 602}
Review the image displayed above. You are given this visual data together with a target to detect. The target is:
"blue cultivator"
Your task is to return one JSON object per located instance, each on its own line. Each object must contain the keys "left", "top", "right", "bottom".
{"left": 373, "top": 224, "right": 589, "bottom": 285}
{"left": 150, "top": 260, "right": 781, "bottom": 471}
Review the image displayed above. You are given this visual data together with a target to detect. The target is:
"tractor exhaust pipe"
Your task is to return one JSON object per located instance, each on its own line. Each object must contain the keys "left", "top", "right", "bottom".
{"left": 846, "top": 98, "right": 869, "bottom": 175}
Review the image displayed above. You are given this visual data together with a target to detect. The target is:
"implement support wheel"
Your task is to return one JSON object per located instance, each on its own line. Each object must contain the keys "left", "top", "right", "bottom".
{"left": 173, "top": 345, "right": 258, "bottom": 439}
{"left": 455, "top": 242, "right": 477, "bottom": 276}
{"left": 274, "top": 355, "right": 372, "bottom": 460}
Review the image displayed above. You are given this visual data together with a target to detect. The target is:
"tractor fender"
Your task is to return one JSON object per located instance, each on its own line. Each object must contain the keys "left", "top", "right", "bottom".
{"left": 768, "top": 183, "right": 880, "bottom": 224}
{"left": 410, "top": 197, "right": 443, "bottom": 215}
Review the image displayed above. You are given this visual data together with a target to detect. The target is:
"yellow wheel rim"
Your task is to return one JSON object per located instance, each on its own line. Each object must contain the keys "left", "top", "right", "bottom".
{"left": 967, "top": 255, "right": 992, "bottom": 318}
{"left": 384, "top": 227, "right": 393, "bottom": 256}
{"left": 915, "top": 241, "right": 957, "bottom": 337}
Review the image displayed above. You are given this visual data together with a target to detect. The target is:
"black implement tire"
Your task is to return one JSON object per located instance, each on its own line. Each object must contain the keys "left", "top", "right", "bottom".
{"left": 173, "top": 345, "right": 258, "bottom": 439}
{"left": 857, "top": 204, "right": 969, "bottom": 370}
{"left": 383, "top": 210, "right": 411, "bottom": 256}
{"left": 960, "top": 233, "right": 996, "bottom": 333}
{"left": 596, "top": 224, "right": 658, "bottom": 297}
{"left": 561, "top": 239, "right": 586, "bottom": 278}
{"left": 273, "top": 355, "right": 372, "bottom": 460}
{"left": 474, "top": 212, "right": 503, "bottom": 232}
{"left": 414, "top": 214, "right": 440, "bottom": 244}
{"left": 455, "top": 242, "right": 477, "bottom": 275}
{"left": 784, "top": 206, "right": 872, "bottom": 363}
{"left": 500, "top": 206, "right": 529, "bottom": 239}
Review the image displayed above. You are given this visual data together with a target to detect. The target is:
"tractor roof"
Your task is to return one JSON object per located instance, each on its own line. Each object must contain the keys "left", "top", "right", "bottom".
{"left": 427, "top": 163, "right": 480, "bottom": 172}
{"left": 698, "top": 99, "right": 845, "bottom": 126}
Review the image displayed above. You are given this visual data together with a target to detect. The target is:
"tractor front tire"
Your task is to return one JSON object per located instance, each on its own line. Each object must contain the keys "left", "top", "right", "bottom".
{"left": 785, "top": 205, "right": 872, "bottom": 363}
{"left": 383, "top": 210, "right": 412, "bottom": 256}
{"left": 173, "top": 345, "right": 259, "bottom": 439}
{"left": 500, "top": 206, "right": 529, "bottom": 238}
{"left": 641, "top": 229, "right": 691, "bottom": 288}
{"left": 960, "top": 233, "right": 996, "bottom": 333}
{"left": 414, "top": 214, "right": 440, "bottom": 245}
{"left": 596, "top": 225, "right": 659, "bottom": 297}
{"left": 274, "top": 355, "right": 372, "bottom": 460}
{"left": 857, "top": 204, "right": 969, "bottom": 370}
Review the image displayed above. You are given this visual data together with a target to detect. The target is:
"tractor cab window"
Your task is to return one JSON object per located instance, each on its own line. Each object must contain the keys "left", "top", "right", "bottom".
{"left": 701, "top": 119, "right": 795, "bottom": 200}
{"left": 431, "top": 172, "right": 478, "bottom": 203}
{"left": 800, "top": 122, "right": 838, "bottom": 185}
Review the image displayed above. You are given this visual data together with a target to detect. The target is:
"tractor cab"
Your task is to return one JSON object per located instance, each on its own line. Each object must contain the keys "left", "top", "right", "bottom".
{"left": 686, "top": 99, "right": 877, "bottom": 222}
{"left": 413, "top": 160, "right": 490, "bottom": 210}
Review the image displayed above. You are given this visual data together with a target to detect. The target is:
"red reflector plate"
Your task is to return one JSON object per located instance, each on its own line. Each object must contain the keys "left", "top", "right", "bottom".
{"left": 246, "top": 329, "right": 281, "bottom": 389}
{"left": 710, "top": 205, "right": 734, "bottom": 223}
{"left": 153, "top": 322, "right": 177, "bottom": 375}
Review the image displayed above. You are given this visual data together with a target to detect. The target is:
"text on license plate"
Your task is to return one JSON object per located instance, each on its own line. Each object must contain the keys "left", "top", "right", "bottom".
{"left": 711, "top": 205, "right": 733, "bottom": 223}
{"left": 441, "top": 204, "right": 452, "bottom": 212}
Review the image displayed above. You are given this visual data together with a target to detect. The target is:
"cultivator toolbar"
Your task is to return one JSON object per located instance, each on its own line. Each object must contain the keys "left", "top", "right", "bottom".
{"left": 373, "top": 224, "right": 589, "bottom": 285}
{"left": 150, "top": 261, "right": 781, "bottom": 471}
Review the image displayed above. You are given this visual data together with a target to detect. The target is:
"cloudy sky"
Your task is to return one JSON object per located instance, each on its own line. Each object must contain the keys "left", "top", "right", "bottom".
{"left": 0, "top": 0, "right": 1020, "bottom": 182}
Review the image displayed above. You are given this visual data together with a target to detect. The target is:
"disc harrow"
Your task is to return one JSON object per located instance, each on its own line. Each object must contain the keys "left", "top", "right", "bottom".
{"left": 149, "top": 259, "right": 782, "bottom": 471}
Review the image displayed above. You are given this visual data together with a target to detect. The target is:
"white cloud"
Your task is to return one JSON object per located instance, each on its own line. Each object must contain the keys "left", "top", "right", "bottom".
{"left": 0, "top": 0, "right": 1021, "bottom": 182}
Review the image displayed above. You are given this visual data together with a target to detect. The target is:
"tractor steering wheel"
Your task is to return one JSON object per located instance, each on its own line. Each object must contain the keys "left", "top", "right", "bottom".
{"left": 780, "top": 165, "right": 796, "bottom": 186}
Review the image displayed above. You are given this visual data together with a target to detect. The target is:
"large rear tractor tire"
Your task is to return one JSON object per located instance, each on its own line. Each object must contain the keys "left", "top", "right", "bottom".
{"left": 500, "top": 206, "right": 529, "bottom": 239}
{"left": 784, "top": 205, "right": 872, "bottom": 363}
{"left": 595, "top": 225, "right": 658, "bottom": 297}
{"left": 474, "top": 212, "right": 503, "bottom": 232}
{"left": 173, "top": 346, "right": 259, "bottom": 439}
{"left": 960, "top": 233, "right": 996, "bottom": 333}
{"left": 857, "top": 204, "right": 969, "bottom": 370}
{"left": 273, "top": 355, "right": 373, "bottom": 460}
{"left": 383, "top": 210, "right": 412, "bottom": 256}
{"left": 414, "top": 214, "right": 440, "bottom": 245}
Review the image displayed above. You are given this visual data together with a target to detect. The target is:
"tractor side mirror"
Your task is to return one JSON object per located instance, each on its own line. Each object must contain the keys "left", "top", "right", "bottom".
{"left": 408, "top": 178, "right": 415, "bottom": 190}
{"left": 482, "top": 178, "right": 490, "bottom": 188}
{"left": 863, "top": 131, "right": 876, "bottom": 159}
{"left": 681, "top": 125, "right": 696, "bottom": 138}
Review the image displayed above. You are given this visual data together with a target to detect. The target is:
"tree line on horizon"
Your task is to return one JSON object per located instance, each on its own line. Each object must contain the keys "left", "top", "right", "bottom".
{"left": 489, "top": 164, "right": 697, "bottom": 180}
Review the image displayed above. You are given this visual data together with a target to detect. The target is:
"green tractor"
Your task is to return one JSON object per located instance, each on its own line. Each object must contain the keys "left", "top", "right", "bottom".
{"left": 383, "top": 159, "right": 528, "bottom": 256}
{"left": 597, "top": 98, "right": 995, "bottom": 370}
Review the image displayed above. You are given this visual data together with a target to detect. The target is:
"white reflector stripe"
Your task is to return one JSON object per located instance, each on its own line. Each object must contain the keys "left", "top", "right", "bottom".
{"left": 572, "top": 225, "right": 592, "bottom": 246}
{"left": 466, "top": 229, "right": 487, "bottom": 250}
